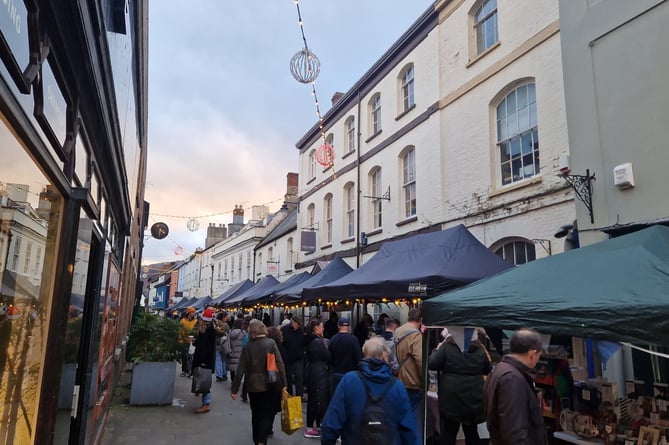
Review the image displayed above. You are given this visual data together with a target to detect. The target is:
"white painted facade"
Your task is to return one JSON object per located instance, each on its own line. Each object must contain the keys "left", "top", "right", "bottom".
{"left": 294, "top": 0, "right": 575, "bottom": 272}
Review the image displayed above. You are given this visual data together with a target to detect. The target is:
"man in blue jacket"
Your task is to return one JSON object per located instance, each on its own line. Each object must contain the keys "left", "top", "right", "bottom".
{"left": 320, "top": 336, "right": 418, "bottom": 445}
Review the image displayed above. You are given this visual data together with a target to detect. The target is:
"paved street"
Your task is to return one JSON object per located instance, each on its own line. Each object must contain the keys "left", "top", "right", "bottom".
{"left": 101, "top": 364, "right": 315, "bottom": 445}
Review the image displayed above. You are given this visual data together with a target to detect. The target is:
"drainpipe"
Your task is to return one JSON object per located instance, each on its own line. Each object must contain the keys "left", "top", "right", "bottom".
{"left": 356, "top": 90, "right": 362, "bottom": 268}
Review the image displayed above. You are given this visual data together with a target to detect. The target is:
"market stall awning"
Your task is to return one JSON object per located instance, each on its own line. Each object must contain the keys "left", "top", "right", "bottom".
{"left": 273, "top": 256, "right": 354, "bottom": 303}
{"left": 243, "top": 272, "right": 312, "bottom": 306}
{"left": 190, "top": 296, "right": 212, "bottom": 311}
{"left": 223, "top": 276, "right": 280, "bottom": 307}
{"left": 211, "top": 279, "right": 254, "bottom": 306}
{"left": 303, "top": 224, "right": 513, "bottom": 301}
{"left": 423, "top": 225, "right": 669, "bottom": 346}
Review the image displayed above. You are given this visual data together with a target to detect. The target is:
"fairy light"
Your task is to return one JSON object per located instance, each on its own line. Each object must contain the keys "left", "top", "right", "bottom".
{"left": 291, "top": 0, "right": 336, "bottom": 179}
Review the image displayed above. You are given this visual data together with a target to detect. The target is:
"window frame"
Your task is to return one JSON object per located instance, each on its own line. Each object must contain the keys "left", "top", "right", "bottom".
{"left": 323, "top": 194, "right": 333, "bottom": 245}
{"left": 473, "top": 0, "right": 499, "bottom": 55}
{"left": 399, "top": 64, "right": 415, "bottom": 113}
{"left": 492, "top": 238, "right": 536, "bottom": 265}
{"left": 369, "top": 93, "right": 382, "bottom": 136}
{"left": 344, "top": 116, "right": 355, "bottom": 154}
{"left": 495, "top": 82, "right": 539, "bottom": 187}
{"left": 343, "top": 182, "right": 355, "bottom": 239}
{"left": 370, "top": 167, "right": 383, "bottom": 230}
{"left": 401, "top": 147, "right": 417, "bottom": 218}
{"left": 307, "top": 203, "right": 315, "bottom": 229}
{"left": 308, "top": 149, "right": 316, "bottom": 180}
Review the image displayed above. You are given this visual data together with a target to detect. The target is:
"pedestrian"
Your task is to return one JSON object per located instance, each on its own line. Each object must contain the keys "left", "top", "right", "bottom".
{"left": 383, "top": 317, "right": 400, "bottom": 341}
{"left": 428, "top": 328, "right": 491, "bottom": 445}
{"left": 328, "top": 317, "right": 362, "bottom": 392}
{"left": 280, "top": 315, "right": 305, "bottom": 398}
{"left": 394, "top": 308, "right": 424, "bottom": 443}
{"left": 215, "top": 311, "right": 231, "bottom": 382}
{"left": 267, "top": 325, "right": 288, "bottom": 433}
{"left": 374, "top": 313, "right": 389, "bottom": 336}
{"left": 353, "top": 313, "right": 374, "bottom": 348}
{"left": 320, "top": 336, "right": 418, "bottom": 445}
{"left": 192, "top": 308, "right": 226, "bottom": 414}
{"left": 304, "top": 319, "right": 331, "bottom": 439}
{"left": 323, "top": 311, "right": 339, "bottom": 339}
{"left": 484, "top": 328, "right": 546, "bottom": 445}
{"left": 179, "top": 307, "right": 197, "bottom": 377}
{"left": 232, "top": 319, "right": 288, "bottom": 445}
{"left": 228, "top": 318, "right": 245, "bottom": 382}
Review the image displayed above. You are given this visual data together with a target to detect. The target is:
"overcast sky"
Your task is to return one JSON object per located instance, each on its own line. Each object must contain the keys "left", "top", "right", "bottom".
{"left": 143, "top": 0, "right": 433, "bottom": 264}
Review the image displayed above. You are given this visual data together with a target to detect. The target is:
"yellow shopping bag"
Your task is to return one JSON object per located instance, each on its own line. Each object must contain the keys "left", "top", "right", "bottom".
{"left": 280, "top": 389, "right": 304, "bottom": 435}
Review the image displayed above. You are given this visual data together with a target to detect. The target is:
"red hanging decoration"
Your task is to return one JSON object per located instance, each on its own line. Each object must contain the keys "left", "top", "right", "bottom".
{"left": 316, "top": 143, "right": 335, "bottom": 167}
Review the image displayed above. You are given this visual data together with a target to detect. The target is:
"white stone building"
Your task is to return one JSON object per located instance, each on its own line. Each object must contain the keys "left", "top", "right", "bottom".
{"left": 294, "top": 0, "right": 575, "bottom": 272}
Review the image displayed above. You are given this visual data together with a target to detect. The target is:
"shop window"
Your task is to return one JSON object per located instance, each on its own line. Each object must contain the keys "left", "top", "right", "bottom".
{"left": 0, "top": 115, "right": 64, "bottom": 443}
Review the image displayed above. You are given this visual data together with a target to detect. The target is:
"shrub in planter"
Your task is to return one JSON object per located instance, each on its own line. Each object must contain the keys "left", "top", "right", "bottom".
{"left": 127, "top": 312, "right": 181, "bottom": 405}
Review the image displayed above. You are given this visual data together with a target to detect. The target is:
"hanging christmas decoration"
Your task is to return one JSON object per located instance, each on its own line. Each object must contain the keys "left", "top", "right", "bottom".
{"left": 186, "top": 218, "right": 200, "bottom": 232}
{"left": 174, "top": 246, "right": 184, "bottom": 256}
{"left": 291, "top": 0, "right": 336, "bottom": 178}
{"left": 316, "top": 143, "right": 335, "bottom": 167}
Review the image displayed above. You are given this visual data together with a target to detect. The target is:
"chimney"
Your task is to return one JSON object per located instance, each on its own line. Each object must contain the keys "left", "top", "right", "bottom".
{"left": 284, "top": 172, "right": 298, "bottom": 210}
{"left": 331, "top": 91, "right": 344, "bottom": 106}
{"left": 205, "top": 223, "right": 227, "bottom": 248}
{"left": 228, "top": 205, "right": 245, "bottom": 236}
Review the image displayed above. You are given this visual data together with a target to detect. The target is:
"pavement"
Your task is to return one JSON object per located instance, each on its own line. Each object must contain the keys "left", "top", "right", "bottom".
{"left": 100, "top": 364, "right": 318, "bottom": 445}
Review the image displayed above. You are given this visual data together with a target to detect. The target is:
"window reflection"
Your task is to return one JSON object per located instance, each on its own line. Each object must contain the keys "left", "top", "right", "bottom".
{"left": 0, "top": 114, "right": 63, "bottom": 444}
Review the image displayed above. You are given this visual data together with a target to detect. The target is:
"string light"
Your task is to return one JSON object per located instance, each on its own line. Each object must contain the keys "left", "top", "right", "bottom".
{"left": 291, "top": 0, "right": 336, "bottom": 179}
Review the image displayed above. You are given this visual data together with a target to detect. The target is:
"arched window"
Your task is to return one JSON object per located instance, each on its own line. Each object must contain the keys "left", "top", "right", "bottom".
{"left": 369, "top": 167, "right": 382, "bottom": 229}
{"left": 496, "top": 82, "right": 539, "bottom": 185}
{"left": 326, "top": 133, "right": 334, "bottom": 150}
{"left": 286, "top": 237, "right": 293, "bottom": 267}
{"left": 343, "top": 182, "right": 355, "bottom": 238}
{"left": 323, "top": 194, "right": 333, "bottom": 245}
{"left": 344, "top": 116, "right": 355, "bottom": 154}
{"left": 308, "top": 149, "right": 316, "bottom": 180}
{"left": 492, "top": 238, "right": 536, "bottom": 265}
{"left": 400, "top": 147, "right": 416, "bottom": 218}
{"left": 369, "top": 93, "right": 382, "bottom": 136}
{"left": 474, "top": 0, "right": 498, "bottom": 54}
{"left": 307, "top": 203, "right": 315, "bottom": 229}
{"left": 399, "top": 63, "right": 415, "bottom": 113}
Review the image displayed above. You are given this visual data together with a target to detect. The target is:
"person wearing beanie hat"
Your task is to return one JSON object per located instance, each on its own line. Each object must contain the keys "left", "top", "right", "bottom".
{"left": 280, "top": 314, "right": 306, "bottom": 398}
{"left": 191, "top": 307, "right": 226, "bottom": 414}
{"left": 179, "top": 307, "right": 198, "bottom": 377}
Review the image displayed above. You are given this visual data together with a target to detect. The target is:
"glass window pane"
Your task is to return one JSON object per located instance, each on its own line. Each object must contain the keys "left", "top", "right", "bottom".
{"left": 496, "top": 99, "right": 506, "bottom": 118}
{"left": 529, "top": 102, "right": 537, "bottom": 127}
{"left": 507, "top": 111, "right": 518, "bottom": 136}
{"left": 522, "top": 154, "right": 535, "bottom": 177}
{"left": 517, "top": 85, "right": 528, "bottom": 108}
{"left": 500, "top": 142, "right": 510, "bottom": 162}
{"left": 512, "top": 158, "right": 522, "bottom": 181}
{"left": 501, "top": 162, "right": 511, "bottom": 185}
{"left": 506, "top": 91, "right": 516, "bottom": 114}
{"left": 510, "top": 137, "right": 521, "bottom": 157}
{"left": 515, "top": 243, "right": 527, "bottom": 264}
{"left": 521, "top": 131, "right": 533, "bottom": 154}
{"left": 528, "top": 83, "right": 536, "bottom": 103}
{"left": 518, "top": 106, "right": 530, "bottom": 133}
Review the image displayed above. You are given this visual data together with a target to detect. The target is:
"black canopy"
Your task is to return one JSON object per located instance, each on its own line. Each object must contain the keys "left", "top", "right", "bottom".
{"left": 211, "top": 279, "right": 254, "bottom": 306}
{"left": 274, "top": 256, "right": 354, "bottom": 303}
{"left": 303, "top": 225, "right": 513, "bottom": 301}
{"left": 243, "top": 272, "right": 312, "bottom": 306}
{"left": 423, "top": 225, "right": 669, "bottom": 346}
{"left": 224, "top": 276, "right": 280, "bottom": 307}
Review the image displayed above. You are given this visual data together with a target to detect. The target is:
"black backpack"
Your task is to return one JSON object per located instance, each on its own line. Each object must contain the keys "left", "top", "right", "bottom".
{"left": 357, "top": 371, "right": 396, "bottom": 444}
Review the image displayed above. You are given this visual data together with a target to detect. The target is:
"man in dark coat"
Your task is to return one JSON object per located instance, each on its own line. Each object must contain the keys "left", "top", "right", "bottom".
{"left": 484, "top": 328, "right": 546, "bottom": 445}
{"left": 281, "top": 315, "right": 305, "bottom": 397}
{"left": 328, "top": 318, "right": 362, "bottom": 391}
{"left": 428, "top": 328, "right": 491, "bottom": 445}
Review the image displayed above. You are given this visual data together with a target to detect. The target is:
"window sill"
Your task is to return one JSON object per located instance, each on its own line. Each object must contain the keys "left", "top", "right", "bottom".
{"left": 395, "top": 215, "right": 417, "bottom": 227}
{"left": 342, "top": 150, "right": 356, "bottom": 160}
{"left": 488, "top": 175, "right": 543, "bottom": 198}
{"left": 307, "top": 177, "right": 316, "bottom": 185}
{"left": 365, "top": 130, "right": 382, "bottom": 144}
{"left": 366, "top": 228, "right": 382, "bottom": 237}
{"left": 466, "top": 41, "right": 501, "bottom": 68}
{"left": 395, "top": 104, "right": 416, "bottom": 121}
{"left": 341, "top": 237, "right": 355, "bottom": 244}
{"left": 320, "top": 243, "right": 332, "bottom": 250}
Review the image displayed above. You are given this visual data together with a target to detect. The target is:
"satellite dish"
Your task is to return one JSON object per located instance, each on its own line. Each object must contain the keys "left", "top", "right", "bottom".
{"left": 187, "top": 219, "right": 200, "bottom": 232}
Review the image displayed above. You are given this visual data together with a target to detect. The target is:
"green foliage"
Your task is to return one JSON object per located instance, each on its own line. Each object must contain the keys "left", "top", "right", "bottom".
{"left": 127, "top": 312, "right": 181, "bottom": 363}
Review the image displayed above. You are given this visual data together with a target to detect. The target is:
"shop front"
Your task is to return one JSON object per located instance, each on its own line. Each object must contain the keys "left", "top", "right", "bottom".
{"left": 0, "top": 1, "right": 147, "bottom": 444}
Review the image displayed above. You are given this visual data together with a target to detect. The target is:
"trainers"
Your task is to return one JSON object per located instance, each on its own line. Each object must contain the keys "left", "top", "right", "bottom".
{"left": 195, "top": 405, "right": 210, "bottom": 414}
{"left": 304, "top": 428, "right": 320, "bottom": 438}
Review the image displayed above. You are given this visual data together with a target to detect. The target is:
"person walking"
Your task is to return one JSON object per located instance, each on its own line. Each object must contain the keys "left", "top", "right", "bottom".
{"left": 231, "top": 319, "right": 287, "bottom": 445}
{"left": 323, "top": 311, "right": 339, "bottom": 339}
{"left": 353, "top": 313, "right": 374, "bottom": 348}
{"left": 280, "top": 316, "right": 305, "bottom": 398}
{"left": 328, "top": 318, "right": 362, "bottom": 392}
{"left": 191, "top": 308, "right": 225, "bottom": 414}
{"left": 228, "top": 318, "right": 245, "bottom": 381}
{"left": 428, "top": 328, "right": 491, "bottom": 445}
{"left": 304, "top": 319, "right": 331, "bottom": 439}
{"left": 320, "top": 336, "right": 418, "bottom": 445}
{"left": 215, "top": 311, "right": 231, "bottom": 382}
{"left": 394, "top": 308, "right": 424, "bottom": 443}
{"left": 179, "top": 307, "right": 197, "bottom": 377}
{"left": 484, "top": 328, "right": 546, "bottom": 445}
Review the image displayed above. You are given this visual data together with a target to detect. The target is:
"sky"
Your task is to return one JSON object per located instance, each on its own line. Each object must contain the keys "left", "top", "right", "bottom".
{"left": 143, "top": 0, "right": 434, "bottom": 264}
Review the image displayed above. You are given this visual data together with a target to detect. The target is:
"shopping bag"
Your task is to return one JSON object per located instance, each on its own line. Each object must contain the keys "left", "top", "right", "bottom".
{"left": 280, "top": 388, "right": 304, "bottom": 435}
{"left": 191, "top": 366, "right": 212, "bottom": 394}
{"left": 267, "top": 351, "right": 279, "bottom": 384}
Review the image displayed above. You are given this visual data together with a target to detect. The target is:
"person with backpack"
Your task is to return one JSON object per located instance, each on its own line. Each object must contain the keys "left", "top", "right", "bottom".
{"left": 320, "top": 336, "right": 418, "bottom": 445}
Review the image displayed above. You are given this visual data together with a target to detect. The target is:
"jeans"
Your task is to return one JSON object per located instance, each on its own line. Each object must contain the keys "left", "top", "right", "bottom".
{"left": 202, "top": 392, "right": 212, "bottom": 406}
{"left": 406, "top": 389, "right": 424, "bottom": 444}
{"left": 215, "top": 349, "right": 227, "bottom": 379}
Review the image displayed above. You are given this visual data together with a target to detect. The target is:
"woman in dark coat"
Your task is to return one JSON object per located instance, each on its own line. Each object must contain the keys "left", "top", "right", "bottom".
{"left": 192, "top": 308, "right": 226, "bottom": 414}
{"left": 304, "top": 319, "right": 331, "bottom": 438}
{"left": 428, "top": 328, "right": 492, "bottom": 445}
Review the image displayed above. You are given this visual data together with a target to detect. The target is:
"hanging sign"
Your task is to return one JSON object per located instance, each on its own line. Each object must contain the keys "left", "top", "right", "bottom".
{"left": 300, "top": 230, "right": 316, "bottom": 253}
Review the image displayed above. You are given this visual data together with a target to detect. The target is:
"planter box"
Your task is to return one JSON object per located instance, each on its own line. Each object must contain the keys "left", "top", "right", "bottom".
{"left": 129, "top": 362, "right": 176, "bottom": 405}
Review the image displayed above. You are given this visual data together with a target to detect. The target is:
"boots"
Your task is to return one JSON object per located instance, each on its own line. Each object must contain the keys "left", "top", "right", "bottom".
{"left": 195, "top": 404, "right": 210, "bottom": 414}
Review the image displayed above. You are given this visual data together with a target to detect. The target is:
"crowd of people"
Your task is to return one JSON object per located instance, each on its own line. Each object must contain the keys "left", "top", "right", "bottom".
{"left": 175, "top": 304, "right": 546, "bottom": 445}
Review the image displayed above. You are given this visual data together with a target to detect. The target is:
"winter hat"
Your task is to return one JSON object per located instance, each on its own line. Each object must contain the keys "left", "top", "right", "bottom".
{"left": 338, "top": 318, "right": 350, "bottom": 326}
{"left": 187, "top": 307, "right": 195, "bottom": 313}
{"left": 200, "top": 308, "right": 214, "bottom": 322}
